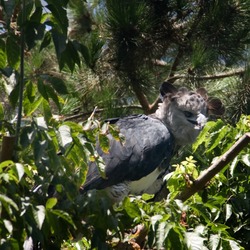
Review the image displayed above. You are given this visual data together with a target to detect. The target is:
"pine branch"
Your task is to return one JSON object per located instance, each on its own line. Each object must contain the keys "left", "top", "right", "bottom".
{"left": 176, "top": 132, "right": 250, "bottom": 202}
{"left": 64, "top": 105, "right": 143, "bottom": 121}
{"left": 167, "top": 68, "right": 245, "bottom": 82}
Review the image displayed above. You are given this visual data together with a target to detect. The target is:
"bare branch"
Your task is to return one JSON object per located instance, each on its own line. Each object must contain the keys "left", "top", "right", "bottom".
{"left": 177, "top": 132, "right": 250, "bottom": 202}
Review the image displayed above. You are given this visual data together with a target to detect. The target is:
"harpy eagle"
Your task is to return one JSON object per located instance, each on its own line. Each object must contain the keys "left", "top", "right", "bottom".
{"left": 80, "top": 82, "right": 224, "bottom": 201}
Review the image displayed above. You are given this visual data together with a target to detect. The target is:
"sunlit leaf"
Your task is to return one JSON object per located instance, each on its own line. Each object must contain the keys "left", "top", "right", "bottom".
{"left": 46, "top": 198, "right": 58, "bottom": 209}
{"left": 58, "top": 125, "right": 73, "bottom": 150}
{"left": 98, "top": 133, "right": 110, "bottom": 153}
{"left": 15, "top": 163, "right": 24, "bottom": 181}
{"left": 3, "top": 219, "right": 13, "bottom": 233}
{"left": 33, "top": 205, "right": 45, "bottom": 230}
{"left": 0, "top": 39, "right": 7, "bottom": 69}
{"left": 0, "top": 194, "right": 18, "bottom": 211}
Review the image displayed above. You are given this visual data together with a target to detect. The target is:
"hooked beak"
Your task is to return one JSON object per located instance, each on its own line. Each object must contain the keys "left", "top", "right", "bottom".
{"left": 187, "top": 113, "right": 207, "bottom": 130}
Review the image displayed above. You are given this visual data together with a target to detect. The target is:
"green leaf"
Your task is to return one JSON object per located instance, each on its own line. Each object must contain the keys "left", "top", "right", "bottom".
{"left": 225, "top": 204, "right": 233, "bottom": 222}
{"left": 33, "top": 138, "right": 48, "bottom": 162}
{"left": 0, "top": 39, "right": 7, "bottom": 69}
{"left": 241, "top": 154, "right": 250, "bottom": 167}
{"left": 37, "top": 79, "right": 49, "bottom": 100}
{"left": 20, "top": 126, "right": 36, "bottom": 148}
{"left": 47, "top": 76, "right": 68, "bottom": 95}
{"left": 46, "top": 198, "right": 58, "bottom": 209}
{"left": 206, "top": 125, "right": 229, "bottom": 153}
{"left": 0, "top": 102, "right": 4, "bottom": 120}
{"left": 6, "top": 35, "right": 20, "bottom": 69}
{"left": 0, "top": 194, "right": 18, "bottom": 211}
{"left": 9, "top": 81, "right": 19, "bottom": 107}
{"left": 46, "top": 4, "right": 68, "bottom": 34}
{"left": 33, "top": 205, "right": 45, "bottom": 230}
{"left": 57, "top": 125, "right": 73, "bottom": 150}
{"left": 185, "top": 231, "right": 205, "bottom": 250}
{"left": 50, "top": 209, "right": 76, "bottom": 229}
{"left": 15, "top": 163, "right": 24, "bottom": 181}
{"left": 123, "top": 197, "right": 141, "bottom": 218}
{"left": 98, "top": 133, "right": 110, "bottom": 153}
{"left": 59, "top": 40, "right": 80, "bottom": 71}
{"left": 3, "top": 219, "right": 13, "bottom": 233}
{"left": 209, "top": 234, "right": 221, "bottom": 250}
{"left": 42, "top": 99, "right": 53, "bottom": 124}
{"left": 45, "top": 84, "right": 61, "bottom": 110}
{"left": 24, "top": 96, "right": 43, "bottom": 116}
{"left": 40, "top": 31, "right": 52, "bottom": 51}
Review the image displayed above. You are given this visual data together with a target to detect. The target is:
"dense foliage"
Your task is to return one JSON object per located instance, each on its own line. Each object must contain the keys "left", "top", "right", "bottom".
{"left": 0, "top": 0, "right": 249, "bottom": 249}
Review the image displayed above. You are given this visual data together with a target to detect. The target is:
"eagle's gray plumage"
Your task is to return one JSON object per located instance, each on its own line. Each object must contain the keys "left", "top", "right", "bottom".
{"left": 80, "top": 82, "right": 224, "bottom": 201}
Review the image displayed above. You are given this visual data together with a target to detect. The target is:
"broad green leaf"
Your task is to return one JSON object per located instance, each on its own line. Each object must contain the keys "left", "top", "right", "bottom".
{"left": 6, "top": 35, "right": 20, "bottom": 69}
{"left": 40, "top": 31, "right": 52, "bottom": 51}
{"left": 33, "top": 205, "right": 45, "bottom": 230}
{"left": 34, "top": 117, "right": 48, "bottom": 130}
{"left": 225, "top": 204, "right": 232, "bottom": 222}
{"left": 46, "top": 4, "right": 68, "bottom": 34}
{"left": 9, "top": 81, "right": 19, "bottom": 107}
{"left": 98, "top": 133, "right": 110, "bottom": 153}
{"left": 42, "top": 99, "right": 53, "bottom": 124}
{"left": 123, "top": 197, "right": 141, "bottom": 218}
{"left": 241, "top": 154, "right": 250, "bottom": 167}
{"left": 228, "top": 239, "right": 242, "bottom": 250}
{"left": 0, "top": 194, "right": 18, "bottom": 211}
{"left": 50, "top": 209, "right": 76, "bottom": 229}
{"left": 26, "top": 80, "right": 36, "bottom": 102}
{"left": 58, "top": 125, "right": 72, "bottom": 150}
{"left": 20, "top": 126, "right": 36, "bottom": 148}
{"left": 24, "top": 96, "right": 43, "bottom": 116}
{"left": 192, "top": 121, "right": 216, "bottom": 152}
{"left": 37, "top": 79, "right": 49, "bottom": 100}
{"left": 46, "top": 198, "right": 57, "bottom": 209}
{"left": 47, "top": 76, "right": 68, "bottom": 95}
{"left": 95, "top": 156, "right": 107, "bottom": 179}
{"left": 3, "top": 219, "right": 13, "bottom": 233}
{"left": 59, "top": 40, "right": 80, "bottom": 71}
{"left": 45, "top": 84, "right": 61, "bottom": 110}
{"left": 156, "top": 221, "right": 166, "bottom": 250}
{"left": 185, "top": 231, "right": 205, "bottom": 250}
{"left": 206, "top": 125, "right": 228, "bottom": 153}
{"left": 33, "top": 138, "right": 48, "bottom": 162}
{"left": 15, "top": 163, "right": 24, "bottom": 181}
{"left": 209, "top": 234, "right": 221, "bottom": 250}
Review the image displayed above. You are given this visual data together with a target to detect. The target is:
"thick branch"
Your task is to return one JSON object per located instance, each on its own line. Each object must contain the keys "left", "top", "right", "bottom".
{"left": 177, "top": 132, "right": 250, "bottom": 202}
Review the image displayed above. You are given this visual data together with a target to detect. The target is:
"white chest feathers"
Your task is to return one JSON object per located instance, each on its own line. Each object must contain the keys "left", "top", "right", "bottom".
{"left": 105, "top": 167, "right": 163, "bottom": 202}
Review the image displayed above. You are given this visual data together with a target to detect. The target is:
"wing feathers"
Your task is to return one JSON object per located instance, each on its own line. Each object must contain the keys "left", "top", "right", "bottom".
{"left": 82, "top": 115, "right": 174, "bottom": 191}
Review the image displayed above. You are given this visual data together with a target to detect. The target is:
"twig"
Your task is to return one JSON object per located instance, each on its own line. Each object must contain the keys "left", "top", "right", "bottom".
{"left": 177, "top": 132, "right": 250, "bottom": 202}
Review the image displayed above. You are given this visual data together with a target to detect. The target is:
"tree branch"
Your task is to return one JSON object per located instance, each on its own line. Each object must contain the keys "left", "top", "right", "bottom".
{"left": 176, "top": 132, "right": 250, "bottom": 202}
{"left": 167, "top": 68, "right": 245, "bottom": 82}
{"left": 63, "top": 105, "right": 143, "bottom": 121}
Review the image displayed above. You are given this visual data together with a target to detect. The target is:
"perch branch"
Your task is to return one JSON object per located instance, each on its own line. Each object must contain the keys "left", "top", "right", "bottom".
{"left": 177, "top": 132, "right": 250, "bottom": 202}
{"left": 167, "top": 68, "right": 245, "bottom": 82}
